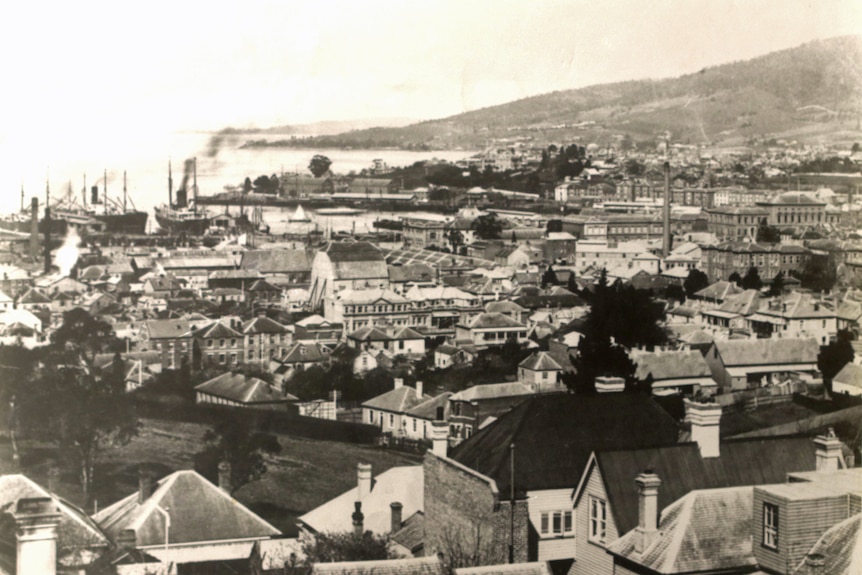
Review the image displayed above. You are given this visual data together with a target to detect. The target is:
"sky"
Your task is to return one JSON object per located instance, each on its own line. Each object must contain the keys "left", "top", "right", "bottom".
{"left": 0, "top": 0, "right": 860, "bottom": 194}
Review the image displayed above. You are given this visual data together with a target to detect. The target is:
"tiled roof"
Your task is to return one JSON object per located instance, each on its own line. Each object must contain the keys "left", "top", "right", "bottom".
{"left": 454, "top": 562, "right": 553, "bottom": 575}
{"left": 0, "top": 474, "right": 109, "bottom": 551}
{"left": 94, "top": 470, "right": 280, "bottom": 546}
{"left": 693, "top": 281, "right": 743, "bottom": 302}
{"left": 362, "top": 386, "right": 428, "bottom": 413}
{"left": 311, "top": 556, "right": 444, "bottom": 575}
{"left": 450, "top": 394, "right": 678, "bottom": 496}
{"left": 281, "top": 342, "right": 330, "bottom": 364}
{"left": 240, "top": 249, "right": 312, "bottom": 274}
{"left": 607, "top": 486, "right": 756, "bottom": 573}
{"left": 299, "top": 466, "right": 423, "bottom": 535}
{"left": 485, "top": 300, "right": 526, "bottom": 314}
{"left": 518, "top": 351, "right": 562, "bottom": 372}
{"left": 194, "top": 372, "right": 298, "bottom": 404}
{"left": 197, "top": 321, "right": 243, "bottom": 339}
{"left": 590, "top": 436, "right": 816, "bottom": 535}
{"left": 717, "top": 290, "right": 763, "bottom": 315}
{"left": 713, "top": 337, "right": 819, "bottom": 367}
{"left": 792, "top": 512, "right": 861, "bottom": 575}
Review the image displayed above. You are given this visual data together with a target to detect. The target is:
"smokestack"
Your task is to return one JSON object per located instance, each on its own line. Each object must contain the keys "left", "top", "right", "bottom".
{"left": 13, "top": 498, "right": 61, "bottom": 575}
{"left": 634, "top": 470, "right": 662, "bottom": 555}
{"left": 352, "top": 501, "right": 364, "bottom": 536}
{"left": 29, "top": 198, "right": 39, "bottom": 259}
{"left": 357, "top": 463, "right": 372, "bottom": 500}
{"left": 91, "top": 186, "right": 99, "bottom": 205}
{"left": 390, "top": 502, "right": 403, "bottom": 533}
{"left": 662, "top": 160, "right": 671, "bottom": 258}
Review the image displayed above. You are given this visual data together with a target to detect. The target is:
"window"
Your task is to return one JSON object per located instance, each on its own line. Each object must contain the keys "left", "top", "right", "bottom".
{"left": 369, "top": 410, "right": 374, "bottom": 423}
{"left": 540, "top": 511, "right": 573, "bottom": 537}
{"left": 389, "top": 413, "right": 394, "bottom": 427}
{"left": 589, "top": 497, "right": 607, "bottom": 543}
{"left": 763, "top": 503, "right": 779, "bottom": 549}
{"left": 220, "top": 339, "right": 225, "bottom": 348}
{"left": 413, "top": 419, "right": 417, "bottom": 432}
{"left": 219, "top": 353, "right": 225, "bottom": 364}
{"left": 231, "top": 338, "right": 236, "bottom": 347}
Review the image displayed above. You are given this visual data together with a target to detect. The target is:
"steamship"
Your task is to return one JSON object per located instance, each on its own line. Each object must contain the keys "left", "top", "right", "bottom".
{"left": 153, "top": 158, "right": 211, "bottom": 235}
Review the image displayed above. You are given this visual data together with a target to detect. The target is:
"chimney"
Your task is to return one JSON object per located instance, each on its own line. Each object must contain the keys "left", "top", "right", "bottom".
{"left": 218, "top": 461, "right": 232, "bottom": 493}
{"left": 684, "top": 398, "right": 721, "bottom": 458}
{"left": 356, "top": 463, "right": 372, "bottom": 500}
{"left": 431, "top": 420, "right": 449, "bottom": 457}
{"left": 634, "top": 470, "right": 662, "bottom": 555}
{"left": 13, "top": 497, "right": 61, "bottom": 575}
{"left": 390, "top": 501, "right": 403, "bottom": 533}
{"left": 393, "top": 378, "right": 403, "bottom": 389}
{"left": 116, "top": 529, "right": 137, "bottom": 550}
{"left": 415, "top": 380, "right": 423, "bottom": 397}
{"left": 595, "top": 376, "right": 625, "bottom": 393}
{"left": 138, "top": 466, "right": 155, "bottom": 504}
{"left": 352, "top": 501, "right": 364, "bottom": 536}
{"left": 803, "top": 553, "right": 825, "bottom": 575}
{"left": 814, "top": 428, "right": 843, "bottom": 472}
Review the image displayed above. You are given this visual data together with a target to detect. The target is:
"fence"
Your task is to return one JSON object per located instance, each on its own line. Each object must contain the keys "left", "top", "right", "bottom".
{"left": 379, "top": 434, "right": 430, "bottom": 455}
{"left": 298, "top": 400, "right": 337, "bottom": 421}
{"left": 717, "top": 381, "right": 806, "bottom": 411}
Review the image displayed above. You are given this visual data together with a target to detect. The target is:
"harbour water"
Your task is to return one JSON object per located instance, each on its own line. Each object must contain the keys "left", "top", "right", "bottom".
{"left": 1, "top": 131, "right": 473, "bottom": 218}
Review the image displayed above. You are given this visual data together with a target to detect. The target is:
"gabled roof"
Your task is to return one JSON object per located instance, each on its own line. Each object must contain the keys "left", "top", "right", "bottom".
{"left": 281, "top": 342, "right": 330, "bottom": 364}
{"left": 17, "top": 288, "right": 51, "bottom": 304}
{"left": 467, "top": 312, "right": 525, "bottom": 330}
{"left": 248, "top": 278, "right": 282, "bottom": 292}
{"left": 449, "top": 382, "right": 534, "bottom": 402}
{"left": 391, "top": 511, "right": 425, "bottom": 555}
{"left": 0, "top": 474, "right": 109, "bottom": 550}
{"left": 362, "top": 385, "right": 429, "bottom": 413}
{"left": 693, "top": 281, "right": 743, "bottom": 302}
{"left": 242, "top": 316, "right": 287, "bottom": 335}
{"left": 194, "top": 372, "right": 298, "bottom": 404}
{"left": 144, "top": 318, "right": 191, "bottom": 339}
{"left": 311, "top": 556, "right": 444, "bottom": 575}
{"left": 717, "top": 289, "right": 762, "bottom": 316}
{"left": 406, "top": 392, "right": 452, "bottom": 420}
{"left": 393, "top": 326, "right": 424, "bottom": 340}
{"left": 631, "top": 350, "right": 712, "bottom": 382}
{"left": 325, "top": 241, "right": 385, "bottom": 262}
{"left": 607, "top": 486, "right": 756, "bottom": 573}
{"left": 833, "top": 362, "right": 862, "bottom": 390}
{"left": 240, "top": 249, "right": 312, "bottom": 274}
{"left": 485, "top": 300, "right": 526, "bottom": 314}
{"left": 450, "top": 394, "right": 679, "bottom": 496}
{"left": 197, "top": 321, "right": 243, "bottom": 339}
{"left": 712, "top": 337, "right": 819, "bottom": 367}
{"left": 454, "top": 562, "right": 553, "bottom": 575}
{"left": 588, "top": 435, "right": 816, "bottom": 535}
{"left": 348, "top": 326, "right": 391, "bottom": 342}
{"left": 94, "top": 470, "right": 280, "bottom": 547}
{"left": 299, "top": 465, "right": 423, "bottom": 536}
{"left": 518, "top": 351, "right": 562, "bottom": 372}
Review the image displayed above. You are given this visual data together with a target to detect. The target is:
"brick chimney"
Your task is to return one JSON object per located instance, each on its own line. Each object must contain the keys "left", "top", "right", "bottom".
{"left": 431, "top": 420, "right": 449, "bottom": 457}
{"left": 684, "top": 398, "right": 722, "bottom": 458}
{"left": 218, "top": 461, "right": 232, "bottom": 493}
{"left": 357, "top": 463, "right": 372, "bottom": 500}
{"left": 393, "top": 378, "right": 403, "bottom": 389}
{"left": 116, "top": 529, "right": 137, "bottom": 550}
{"left": 814, "top": 428, "right": 843, "bottom": 472}
{"left": 352, "top": 501, "right": 364, "bottom": 536}
{"left": 390, "top": 501, "right": 403, "bottom": 534}
{"left": 13, "top": 497, "right": 61, "bottom": 575}
{"left": 138, "top": 466, "right": 155, "bottom": 504}
{"left": 634, "top": 470, "right": 662, "bottom": 555}
{"left": 415, "top": 380, "right": 423, "bottom": 397}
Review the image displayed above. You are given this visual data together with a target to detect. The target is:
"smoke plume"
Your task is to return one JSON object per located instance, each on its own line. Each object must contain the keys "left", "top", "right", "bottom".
{"left": 180, "top": 158, "right": 195, "bottom": 191}
{"left": 54, "top": 228, "right": 81, "bottom": 277}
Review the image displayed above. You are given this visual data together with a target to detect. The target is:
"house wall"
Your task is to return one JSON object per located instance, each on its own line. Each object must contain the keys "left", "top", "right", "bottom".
{"left": 424, "top": 453, "right": 529, "bottom": 566}
{"left": 574, "top": 461, "right": 618, "bottom": 575}
{"left": 245, "top": 332, "right": 290, "bottom": 364}
{"left": 519, "top": 368, "right": 559, "bottom": 387}
{"left": 363, "top": 407, "right": 405, "bottom": 434}
{"left": 753, "top": 491, "right": 850, "bottom": 575}
{"left": 527, "top": 489, "right": 576, "bottom": 561}
{"left": 832, "top": 380, "right": 862, "bottom": 397}
{"left": 703, "top": 345, "right": 733, "bottom": 392}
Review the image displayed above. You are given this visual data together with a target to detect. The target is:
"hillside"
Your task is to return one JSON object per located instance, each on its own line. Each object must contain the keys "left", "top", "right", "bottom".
{"left": 248, "top": 36, "right": 862, "bottom": 150}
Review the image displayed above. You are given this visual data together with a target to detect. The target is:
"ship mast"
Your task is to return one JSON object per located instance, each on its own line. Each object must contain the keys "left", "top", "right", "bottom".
{"left": 104, "top": 169, "right": 108, "bottom": 209}
{"left": 193, "top": 157, "right": 198, "bottom": 215}
{"left": 123, "top": 170, "right": 128, "bottom": 213}
{"left": 83, "top": 173, "right": 87, "bottom": 207}
{"left": 20, "top": 182, "right": 24, "bottom": 212}
{"left": 168, "top": 159, "right": 173, "bottom": 208}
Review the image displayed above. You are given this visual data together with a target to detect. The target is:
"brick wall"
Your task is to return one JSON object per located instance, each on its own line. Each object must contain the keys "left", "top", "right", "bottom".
{"left": 424, "top": 453, "right": 529, "bottom": 569}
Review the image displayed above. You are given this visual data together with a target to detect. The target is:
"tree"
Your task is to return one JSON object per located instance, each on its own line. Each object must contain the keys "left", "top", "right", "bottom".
{"left": 682, "top": 269, "right": 709, "bottom": 298}
{"left": 308, "top": 155, "right": 332, "bottom": 178}
{"left": 19, "top": 349, "right": 138, "bottom": 504}
{"left": 510, "top": 231, "right": 516, "bottom": 244}
{"left": 769, "top": 272, "right": 785, "bottom": 297}
{"left": 756, "top": 221, "right": 781, "bottom": 244}
{"left": 818, "top": 330, "right": 854, "bottom": 394}
{"left": 51, "top": 308, "right": 119, "bottom": 366}
{"left": 471, "top": 214, "right": 503, "bottom": 240}
{"left": 624, "top": 158, "right": 645, "bottom": 177}
{"left": 566, "top": 272, "right": 578, "bottom": 294}
{"left": 447, "top": 229, "right": 465, "bottom": 253}
{"left": 194, "top": 415, "right": 282, "bottom": 494}
{"left": 301, "top": 531, "right": 395, "bottom": 565}
{"left": 852, "top": 142, "right": 860, "bottom": 153}
{"left": 541, "top": 265, "right": 558, "bottom": 288}
{"left": 729, "top": 271, "right": 743, "bottom": 286}
{"left": 741, "top": 266, "right": 763, "bottom": 291}
{"left": 795, "top": 254, "right": 838, "bottom": 292}
{"left": 546, "top": 219, "right": 563, "bottom": 234}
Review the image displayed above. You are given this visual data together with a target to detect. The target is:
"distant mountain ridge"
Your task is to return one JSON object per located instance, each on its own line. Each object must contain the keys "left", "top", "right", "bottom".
{"left": 254, "top": 36, "right": 862, "bottom": 149}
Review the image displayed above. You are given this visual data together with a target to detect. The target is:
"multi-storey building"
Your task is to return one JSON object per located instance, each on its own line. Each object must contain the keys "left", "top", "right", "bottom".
{"left": 309, "top": 242, "right": 389, "bottom": 309}
{"left": 325, "top": 288, "right": 417, "bottom": 333}
{"left": 401, "top": 217, "right": 447, "bottom": 249}
{"left": 745, "top": 292, "right": 837, "bottom": 344}
{"left": 755, "top": 192, "right": 827, "bottom": 230}
{"left": 701, "top": 242, "right": 811, "bottom": 282}
{"left": 140, "top": 318, "right": 195, "bottom": 370}
{"left": 705, "top": 206, "right": 769, "bottom": 241}
{"left": 574, "top": 240, "right": 661, "bottom": 274}
{"left": 671, "top": 187, "right": 716, "bottom": 208}
{"left": 243, "top": 315, "right": 291, "bottom": 364}
{"left": 197, "top": 320, "right": 246, "bottom": 367}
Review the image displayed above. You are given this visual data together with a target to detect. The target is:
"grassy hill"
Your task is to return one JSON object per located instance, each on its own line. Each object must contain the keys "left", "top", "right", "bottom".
{"left": 253, "top": 36, "right": 862, "bottom": 150}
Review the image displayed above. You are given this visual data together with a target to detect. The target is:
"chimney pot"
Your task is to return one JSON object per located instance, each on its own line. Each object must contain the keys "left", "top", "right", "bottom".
{"left": 390, "top": 501, "right": 403, "bottom": 534}
{"left": 357, "top": 463, "right": 372, "bottom": 500}
{"left": 137, "top": 466, "right": 155, "bottom": 504}
{"left": 684, "top": 398, "right": 721, "bottom": 458}
{"left": 393, "top": 378, "right": 403, "bottom": 389}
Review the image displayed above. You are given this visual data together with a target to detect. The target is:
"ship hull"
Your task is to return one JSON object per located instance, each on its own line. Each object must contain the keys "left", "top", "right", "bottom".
{"left": 154, "top": 211, "right": 210, "bottom": 236}
{"left": 94, "top": 211, "right": 149, "bottom": 235}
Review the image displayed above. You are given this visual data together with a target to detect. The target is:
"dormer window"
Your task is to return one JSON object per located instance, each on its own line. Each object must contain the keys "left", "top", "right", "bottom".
{"left": 763, "top": 502, "right": 779, "bottom": 549}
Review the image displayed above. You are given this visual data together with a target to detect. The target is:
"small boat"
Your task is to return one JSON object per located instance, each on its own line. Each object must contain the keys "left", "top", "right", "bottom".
{"left": 315, "top": 207, "right": 366, "bottom": 216}
{"left": 288, "top": 204, "right": 311, "bottom": 223}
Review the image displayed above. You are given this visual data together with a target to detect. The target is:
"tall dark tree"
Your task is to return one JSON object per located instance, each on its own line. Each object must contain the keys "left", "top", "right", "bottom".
{"left": 769, "top": 272, "right": 785, "bottom": 297}
{"left": 447, "top": 229, "right": 465, "bottom": 253}
{"left": 51, "top": 308, "right": 118, "bottom": 366}
{"left": 471, "top": 214, "right": 503, "bottom": 240}
{"left": 818, "top": 330, "right": 854, "bottom": 394}
{"left": 741, "top": 266, "right": 763, "bottom": 290}
{"left": 194, "top": 415, "right": 282, "bottom": 494}
{"left": 756, "top": 221, "right": 781, "bottom": 244}
{"left": 566, "top": 272, "right": 578, "bottom": 294}
{"left": 795, "top": 254, "right": 838, "bottom": 293}
{"left": 729, "top": 271, "right": 743, "bottom": 286}
{"left": 683, "top": 269, "right": 709, "bottom": 298}
{"left": 308, "top": 155, "right": 333, "bottom": 178}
